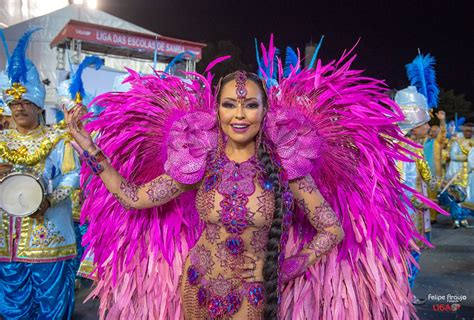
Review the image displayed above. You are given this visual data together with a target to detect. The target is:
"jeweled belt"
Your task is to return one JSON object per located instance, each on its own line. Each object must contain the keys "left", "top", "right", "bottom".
{"left": 187, "top": 264, "right": 265, "bottom": 319}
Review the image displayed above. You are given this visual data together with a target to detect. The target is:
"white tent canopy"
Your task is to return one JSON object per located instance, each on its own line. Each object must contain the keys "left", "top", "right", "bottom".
{"left": 0, "top": 0, "right": 70, "bottom": 28}
{"left": 0, "top": 4, "right": 160, "bottom": 107}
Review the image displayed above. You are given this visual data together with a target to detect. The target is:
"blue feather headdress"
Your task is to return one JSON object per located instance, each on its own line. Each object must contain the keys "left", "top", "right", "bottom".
{"left": 0, "top": 31, "right": 10, "bottom": 114}
{"left": 7, "top": 28, "right": 41, "bottom": 85}
{"left": 255, "top": 35, "right": 325, "bottom": 87}
{"left": 4, "top": 27, "right": 45, "bottom": 108}
{"left": 69, "top": 55, "right": 104, "bottom": 103}
{"left": 0, "top": 30, "right": 10, "bottom": 63}
{"left": 406, "top": 53, "right": 439, "bottom": 109}
{"left": 283, "top": 46, "right": 300, "bottom": 78}
{"left": 255, "top": 35, "right": 280, "bottom": 88}
{"left": 307, "top": 35, "right": 324, "bottom": 70}
{"left": 153, "top": 37, "right": 158, "bottom": 70}
{"left": 163, "top": 51, "right": 195, "bottom": 77}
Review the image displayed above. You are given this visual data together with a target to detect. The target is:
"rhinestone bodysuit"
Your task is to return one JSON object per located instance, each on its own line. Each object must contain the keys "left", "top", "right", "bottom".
{"left": 181, "top": 153, "right": 274, "bottom": 319}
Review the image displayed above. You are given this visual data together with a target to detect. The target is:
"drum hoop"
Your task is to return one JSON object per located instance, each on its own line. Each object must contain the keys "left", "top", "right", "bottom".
{"left": 1, "top": 171, "right": 43, "bottom": 184}
{"left": 0, "top": 172, "right": 47, "bottom": 217}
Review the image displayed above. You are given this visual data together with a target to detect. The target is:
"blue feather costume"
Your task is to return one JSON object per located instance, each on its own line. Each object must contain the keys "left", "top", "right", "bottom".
{"left": 406, "top": 53, "right": 439, "bottom": 109}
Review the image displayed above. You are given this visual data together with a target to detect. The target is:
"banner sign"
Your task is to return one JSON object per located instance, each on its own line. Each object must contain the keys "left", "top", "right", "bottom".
{"left": 53, "top": 20, "right": 203, "bottom": 59}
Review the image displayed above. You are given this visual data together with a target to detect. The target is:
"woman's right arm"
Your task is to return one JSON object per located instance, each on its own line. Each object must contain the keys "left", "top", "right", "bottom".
{"left": 95, "top": 157, "right": 192, "bottom": 209}
{"left": 64, "top": 106, "right": 195, "bottom": 210}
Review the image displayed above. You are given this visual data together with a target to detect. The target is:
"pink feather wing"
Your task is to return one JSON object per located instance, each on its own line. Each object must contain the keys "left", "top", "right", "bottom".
{"left": 80, "top": 71, "right": 217, "bottom": 319}
{"left": 263, "top": 41, "right": 432, "bottom": 319}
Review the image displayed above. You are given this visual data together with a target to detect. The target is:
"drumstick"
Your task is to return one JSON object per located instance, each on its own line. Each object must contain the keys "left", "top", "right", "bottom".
{"left": 438, "top": 172, "right": 460, "bottom": 196}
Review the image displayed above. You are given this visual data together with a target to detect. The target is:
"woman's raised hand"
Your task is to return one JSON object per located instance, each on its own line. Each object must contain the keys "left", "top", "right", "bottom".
{"left": 63, "top": 105, "right": 94, "bottom": 151}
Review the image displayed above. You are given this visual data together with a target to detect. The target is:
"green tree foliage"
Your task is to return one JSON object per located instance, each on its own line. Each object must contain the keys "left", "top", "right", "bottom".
{"left": 438, "top": 88, "right": 473, "bottom": 122}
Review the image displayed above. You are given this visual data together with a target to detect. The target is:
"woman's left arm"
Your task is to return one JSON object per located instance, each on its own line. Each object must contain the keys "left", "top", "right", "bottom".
{"left": 281, "top": 175, "right": 344, "bottom": 283}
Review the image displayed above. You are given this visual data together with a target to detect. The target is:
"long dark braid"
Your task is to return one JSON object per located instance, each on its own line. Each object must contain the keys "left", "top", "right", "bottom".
{"left": 257, "top": 139, "right": 284, "bottom": 319}
{"left": 217, "top": 72, "right": 284, "bottom": 319}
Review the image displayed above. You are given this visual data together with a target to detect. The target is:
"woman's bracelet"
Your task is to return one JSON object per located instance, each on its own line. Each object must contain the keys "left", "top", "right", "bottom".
{"left": 83, "top": 146, "right": 107, "bottom": 175}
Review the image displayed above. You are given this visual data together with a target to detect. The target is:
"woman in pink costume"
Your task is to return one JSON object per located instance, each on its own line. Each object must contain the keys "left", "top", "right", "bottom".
{"left": 65, "top": 37, "right": 434, "bottom": 319}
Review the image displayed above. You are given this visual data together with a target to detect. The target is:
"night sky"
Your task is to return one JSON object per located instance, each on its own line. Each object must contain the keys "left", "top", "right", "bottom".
{"left": 98, "top": 0, "right": 473, "bottom": 103}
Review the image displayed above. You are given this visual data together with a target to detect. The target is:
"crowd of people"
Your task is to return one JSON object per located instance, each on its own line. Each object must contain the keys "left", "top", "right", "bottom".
{"left": 396, "top": 98, "right": 473, "bottom": 305}
{"left": 0, "top": 29, "right": 472, "bottom": 320}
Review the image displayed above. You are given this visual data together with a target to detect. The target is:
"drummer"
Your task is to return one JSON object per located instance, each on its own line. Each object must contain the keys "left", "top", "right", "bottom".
{"left": 394, "top": 86, "right": 442, "bottom": 305}
{"left": 0, "top": 30, "right": 80, "bottom": 319}
{"left": 445, "top": 123, "right": 474, "bottom": 228}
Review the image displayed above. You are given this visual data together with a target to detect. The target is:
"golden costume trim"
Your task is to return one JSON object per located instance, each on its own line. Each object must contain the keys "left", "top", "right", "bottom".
{"left": 61, "top": 140, "right": 77, "bottom": 174}
{"left": 78, "top": 257, "right": 97, "bottom": 280}
{"left": 0, "top": 214, "right": 11, "bottom": 258}
{"left": 16, "top": 218, "right": 76, "bottom": 260}
{"left": 71, "top": 189, "right": 83, "bottom": 221}
{"left": 0, "top": 130, "right": 68, "bottom": 166}
{"left": 5, "top": 83, "right": 27, "bottom": 100}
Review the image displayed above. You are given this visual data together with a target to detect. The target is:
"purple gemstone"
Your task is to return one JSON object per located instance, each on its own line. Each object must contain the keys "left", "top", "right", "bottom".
{"left": 187, "top": 265, "right": 200, "bottom": 285}
{"left": 197, "top": 287, "right": 208, "bottom": 306}
{"left": 225, "top": 291, "right": 242, "bottom": 315}
{"left": 236, "top": 86, "right": 248, "bottom": 97}
{"left": 264, "top": 180, "right": 273, "bottom": 191}
{"left": 220, "top": 201, "right": 248, "bottom": 234}
{"left": 283, "top": 191, "right": 293, "bottom": 205}
{"left": 204, "top": 176, "right": 216, "bottom": 191}
{"left": 247, "top": 283, "right": 265, "bottom": 307}
{"left": 225, "top": 235, "right": 244, "bottom": 256}
{"left": 208, "top": 295, "right": 226, "bottom": 318}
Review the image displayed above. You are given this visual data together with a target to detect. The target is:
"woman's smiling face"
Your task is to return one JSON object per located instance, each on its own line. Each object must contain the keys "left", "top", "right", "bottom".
{"left": 218, "top": 78, "right": 266, "bottom": 146}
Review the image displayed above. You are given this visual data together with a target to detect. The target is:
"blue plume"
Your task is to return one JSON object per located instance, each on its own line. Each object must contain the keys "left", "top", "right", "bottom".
{"left": 7, "top": 27, "right": 41, "bottom": 84}
{"left": 163, "top": 51, "right": 195, "bottom": 76}
{"left": 454, "top": 113, "right": 466, "bottom": 132}
{"left": 254, "top": 38, "right": 263, "bottom": 76}
{"left": 406, "top": 53, "right": 439, "bottom": 109}
{"left": 446, "top": 120, "right": 455, "bottom": 139}
{"left": 0, "top": 30, "right": 10, "bottom": 62}
{"left": 283, "top": 47, "right": 299, "bottom": 77}
{"left": 455, "top": 113, "right": 458, "bottom": 132}
{"left": 69, "top": 55, "right": 104, "bottom": 100}
{"left": 308, "top": 35, "right": 324, "bottom": 69}
{"left": 254, "top": 38, "right": 279, "bottom": 86}
{"left": 153, "top": 37, "right": 158, "bottom": 70}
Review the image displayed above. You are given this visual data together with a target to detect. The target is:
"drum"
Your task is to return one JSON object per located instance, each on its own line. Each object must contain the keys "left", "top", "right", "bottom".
{"left": 0, "top": 172, "right": 46, "bottom": 217}
{"left": 446, "top": 184, "right": 467, "bottom": 203}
